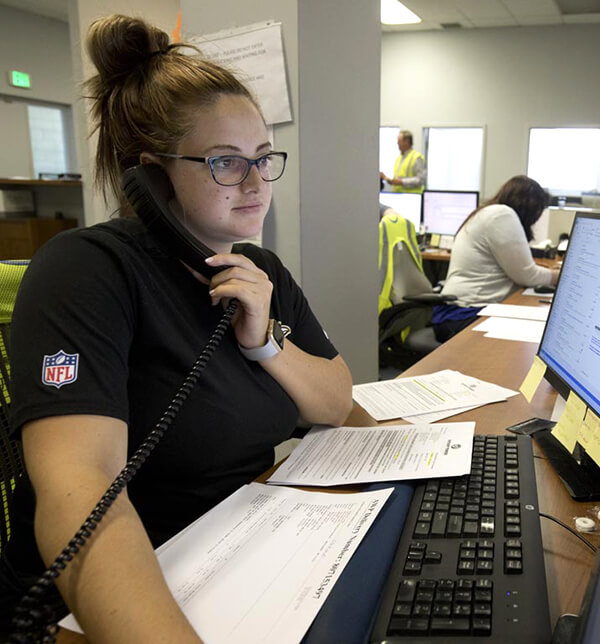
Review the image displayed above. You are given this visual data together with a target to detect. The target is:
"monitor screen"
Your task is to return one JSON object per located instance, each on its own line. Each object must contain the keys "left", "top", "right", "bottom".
{"left": 538, "top": 213, "right": 600, "bottom": 415}
{"left": 422, "top": 190, "right": 479, "bottom": 236}
{"left": 379, "top": 192, "right": 422, "bottom": 229}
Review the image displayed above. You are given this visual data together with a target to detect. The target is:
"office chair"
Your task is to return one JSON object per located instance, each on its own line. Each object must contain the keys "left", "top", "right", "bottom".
{"left": 0, "top": 260, "right": 29, "bottom": 555}
{"left": 378, "top": 213, "right": 455, "bottom": 369}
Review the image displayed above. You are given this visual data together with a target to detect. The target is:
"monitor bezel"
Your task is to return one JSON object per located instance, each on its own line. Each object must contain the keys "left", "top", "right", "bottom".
{"left": 421, "top": 189, "right": 480, "bottom": 236}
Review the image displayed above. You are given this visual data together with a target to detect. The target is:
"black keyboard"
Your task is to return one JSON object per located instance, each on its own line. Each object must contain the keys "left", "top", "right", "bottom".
{"left": 370, "top": 434, "right": 552, "bottom": 643}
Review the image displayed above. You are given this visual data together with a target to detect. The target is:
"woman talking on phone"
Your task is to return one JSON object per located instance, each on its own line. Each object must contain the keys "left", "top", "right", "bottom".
{"left": 0, "top": 14, "right": 353, "bottom": 642}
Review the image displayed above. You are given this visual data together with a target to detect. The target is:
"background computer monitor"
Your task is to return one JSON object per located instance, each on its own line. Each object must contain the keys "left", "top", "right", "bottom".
{"left": 536, "top": 211, "right": 600, "bottom": 500}
{"left": 422, "top": 190, "right": 479, "bottom": 236}
{"left": 379, "top": 192, "right": 422, "bottom": 229}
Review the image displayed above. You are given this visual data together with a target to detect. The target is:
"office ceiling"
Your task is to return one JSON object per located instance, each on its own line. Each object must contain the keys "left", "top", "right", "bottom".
{"left": 387, "top": 0, "right": 600, "bottom": 31}
{"left": 1, "top": 0, "right": 600, "bottom": 29}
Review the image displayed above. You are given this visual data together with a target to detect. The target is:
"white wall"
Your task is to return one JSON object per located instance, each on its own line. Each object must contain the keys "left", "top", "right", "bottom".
{"left": 381, "top": 24, "right": 600, "bottom": 199}
{"left": 0, "top": 6, "right": 74, "bottom": 179}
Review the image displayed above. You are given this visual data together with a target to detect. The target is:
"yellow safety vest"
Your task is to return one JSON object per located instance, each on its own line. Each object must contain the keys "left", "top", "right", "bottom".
{"left": 393, "top": 149, "right": 425, "bottom": 194}
{"left": 0, "top": 261, "right": 29, "bottom": 404}
{"left": 378, "top": 213, "right": 423, "bottom": 315}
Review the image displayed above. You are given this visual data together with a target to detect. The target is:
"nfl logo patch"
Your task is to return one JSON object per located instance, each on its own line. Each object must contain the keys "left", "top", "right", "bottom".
{"left": 42, "top": 350, "right": 79, "bottom": 389}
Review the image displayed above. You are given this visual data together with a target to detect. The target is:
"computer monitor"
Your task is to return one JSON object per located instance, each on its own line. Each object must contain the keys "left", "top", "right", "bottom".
{"left": 379, "top": 192, "right": 422, "bottom": 229}
{"left": 536, "top": 212, "right": 600, "bottom": 500}
{"left": 422, "top": 190, "right": 479, "bottom": 236}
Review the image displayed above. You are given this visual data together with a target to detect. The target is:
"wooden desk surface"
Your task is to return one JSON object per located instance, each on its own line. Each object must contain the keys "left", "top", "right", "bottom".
{"left": 353, "top": 289, "right": 598, "bottom": 630}
{"left": 57, "top": 290, "right": 597, "bottom": 641}
{"left": 421, "top": 247, "right": 563, "bottom": 269}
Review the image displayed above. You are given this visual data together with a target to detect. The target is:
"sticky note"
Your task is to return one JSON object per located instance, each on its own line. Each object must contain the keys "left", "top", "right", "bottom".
{"left": 430, "top": 233, "right": 441, "bottom": 247}
{"left": 519, "top": 355, "right": 547, "bottom": 403}
{"left": 579, "top": 408, "right": 600, "bottom": 467}
{"left": 551, "top": 391, "right": 587, "bottom": 453}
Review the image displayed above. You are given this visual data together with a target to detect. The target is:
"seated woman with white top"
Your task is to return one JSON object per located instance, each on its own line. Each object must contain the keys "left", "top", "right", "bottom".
{"left": 432, "top": 175, "right": 560, "bottom": 343}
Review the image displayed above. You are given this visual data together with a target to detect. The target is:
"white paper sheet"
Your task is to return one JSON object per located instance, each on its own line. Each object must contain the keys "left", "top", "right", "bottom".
{"left": 477, "top": 303, "right": 549, "bottom": 321}
{"left": 473, "top": 317, "right": 546, "bottom": 343}
{"left": 267, "top": 422, "right": 475, "bottom": 486}
{"left": 60, "top": 483, "right": 392, "bottom": 644}
{"left": 401, "top": 374, "right": 518, "bottom": 424}
{"left": 352, "top": 369, "right": 510, "bottom": 421}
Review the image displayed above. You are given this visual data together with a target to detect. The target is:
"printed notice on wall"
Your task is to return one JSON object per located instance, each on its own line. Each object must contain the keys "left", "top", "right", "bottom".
{"left": 187, "top": 21, "right": 291, "bottom": 125}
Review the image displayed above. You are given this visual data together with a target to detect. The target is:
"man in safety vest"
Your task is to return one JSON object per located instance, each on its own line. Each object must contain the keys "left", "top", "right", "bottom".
{"left": 381, "top": 130, "right": 426, "bottom": 194}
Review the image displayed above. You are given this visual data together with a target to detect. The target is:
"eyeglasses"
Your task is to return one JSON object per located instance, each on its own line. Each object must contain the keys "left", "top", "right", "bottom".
{"left": 154, "top": 151, "right": 287, "bottom": 186}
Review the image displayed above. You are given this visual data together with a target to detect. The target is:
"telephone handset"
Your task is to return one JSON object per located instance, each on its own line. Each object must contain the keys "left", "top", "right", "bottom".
{"left": 9, "top": 166, "right": 238, "bottom": 643}
{"left": 122, "top": 163, "right": 222, "bottom": 279}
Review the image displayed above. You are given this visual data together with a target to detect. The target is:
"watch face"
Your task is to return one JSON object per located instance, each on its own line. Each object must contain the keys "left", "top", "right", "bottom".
{"left": 271, "top": 319, "right": 285, "bottom": 349}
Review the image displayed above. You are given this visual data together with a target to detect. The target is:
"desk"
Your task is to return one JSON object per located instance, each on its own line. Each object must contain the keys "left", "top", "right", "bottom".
{"left": 352, "top": 288, "right": 598, "bottom": 630}
{"left": 56, "top": 289, "right": 597, "bottom": 641}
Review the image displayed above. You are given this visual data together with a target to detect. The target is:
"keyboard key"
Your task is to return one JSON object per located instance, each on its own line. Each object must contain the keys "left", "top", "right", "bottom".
{"left": 424, "top": 551, "right": 442, "bottom": 564}
{"left": 505, "top": 559, "right": 523, "bottom": 574}
{"left": 414, "top": 522, "right": 431, "bottom": 537}
{"left": 388, "top": 617, "right": 429, "bottom": 635}
{"left": 430, "top": 617, "right": 470, "bottom": 633}
{"left": 393, "top": 602, "right": 412, "bottom": 617}
{"left": 473, "top": 602, "right": 492, "bottom": 616}
{"left": 457, "top": 560, "right": 475, "bottom": 574}
{"left": 403, "top": 561, "right": 422, "bottom": 575}
{"left": 472, "top": 616, "right": 492, "bottom": 634}
{"left": 447, "top": 514, "right": 464, "bottom": 534}
{"left": 396, "top": 579, "right": 417, "bottom": 602}
{"left": 431, "top": 511, "right": 449, "bottom": 535}
{"left": 463, "top": 521, "right": 478, "bottom": 535}
{"left": 416, "top": 589, "right": 435, "bottom": 602}
{"left": 432, "top": 603, "right": 452, "bottom": 617}
{"left": 412, "top": 603, "right": 432, "bottom": 617}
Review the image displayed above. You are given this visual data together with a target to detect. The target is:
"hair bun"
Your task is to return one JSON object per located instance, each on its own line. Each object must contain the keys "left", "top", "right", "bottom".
{"left": 86, "top": 14, "right": 170, "bottom": 81}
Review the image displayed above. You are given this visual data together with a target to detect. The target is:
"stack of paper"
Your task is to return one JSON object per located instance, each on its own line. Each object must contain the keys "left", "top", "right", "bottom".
{"left": 61, "top": 483, "right": 393, "bottom": 644}
{"left": 267, "top": 422, "right": 475, "bottom": 486}
{"left": 352, "top": 369, "right": 517, "bottom": 422}
{"left": 473, "top": 303, "right": 549, "bottom": 343}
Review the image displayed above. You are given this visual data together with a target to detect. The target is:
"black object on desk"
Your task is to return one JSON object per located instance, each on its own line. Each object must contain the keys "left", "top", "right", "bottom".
{"left": 370, "top": 434, "right": 552, "bottom": 643}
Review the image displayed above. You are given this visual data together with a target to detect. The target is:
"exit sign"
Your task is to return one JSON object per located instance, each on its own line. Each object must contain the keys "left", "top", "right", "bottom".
{"left": 9, "top": 70, "right": 31, "bottom": 89}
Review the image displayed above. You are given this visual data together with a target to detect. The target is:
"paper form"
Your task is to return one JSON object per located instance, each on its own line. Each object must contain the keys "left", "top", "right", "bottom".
{"left": 267, "top": 422, "right": 475, "bottom": 486}
{"left": 472, "top": 317, "right": 546, "bottom": 343}
{"left": 430, "top": 233, "right": 441, "bottom": 246}
{"left": 477, "top": 303, "right": 549, "bottom": 321}
{"left": 352, "top": 369, "right": 510, "bottom": 421}
{"left": 519, "top": 355, "right": 547, "bottom": 403}
{"left": 551, "top": 391, "right": 587, "bottom": 453}
{"left": 401, "top": 374, "right": 517, "bottom": 424}
{"left": 578, "top": 409, "right": 600, "bottom": 467}
{"left": 60, "top": 483, "right": 392, "bottom": 644}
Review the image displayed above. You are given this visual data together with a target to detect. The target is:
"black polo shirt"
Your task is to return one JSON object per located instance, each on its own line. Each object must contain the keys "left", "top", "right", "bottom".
{"left": 6, "top": 217, "right": 337, "bottom": 574}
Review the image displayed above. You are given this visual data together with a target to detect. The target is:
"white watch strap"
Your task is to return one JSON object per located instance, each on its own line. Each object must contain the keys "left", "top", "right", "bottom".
{"left": 238, "top": 337, "right": 280, "bottom": 361}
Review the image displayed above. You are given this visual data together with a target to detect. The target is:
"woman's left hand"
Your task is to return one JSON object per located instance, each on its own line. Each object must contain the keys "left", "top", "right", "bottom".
{"left": 204, "top": 254, "right": 273, "bottom": 349}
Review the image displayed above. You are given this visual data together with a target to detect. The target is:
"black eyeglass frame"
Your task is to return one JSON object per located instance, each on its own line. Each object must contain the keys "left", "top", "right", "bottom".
{"left": 153, "top": 151, "right": 288, "bottom": 186}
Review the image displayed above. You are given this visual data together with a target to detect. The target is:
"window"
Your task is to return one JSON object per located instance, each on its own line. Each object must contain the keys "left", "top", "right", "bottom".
{"left": 527, "top": 127, "right": 600, "bottom": 196}
{"left": 424, "top": 127, "right": 484, "bottom": 192}
{"left": 27, "top": 104, "right": 70, "bottom": 178}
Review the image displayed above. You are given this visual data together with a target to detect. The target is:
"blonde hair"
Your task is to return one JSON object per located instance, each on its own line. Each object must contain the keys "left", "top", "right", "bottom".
{"left": 84, "top": 14, "right": 258, "bottom": 205}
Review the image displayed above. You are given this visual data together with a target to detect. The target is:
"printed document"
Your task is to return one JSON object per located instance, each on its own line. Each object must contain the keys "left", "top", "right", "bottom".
{"left": 401, "top": 374, "right": 517, "bottom": 424}
{"left": 473, "top": 317, "right": 546, "bottom": 343}
{"left": 60, "top": 483, "right": 392, "bottom": 644}
{"left": 477, "top": 303, "right": 549, "bottom": 321}
{"left": 353, "top": 369, "right": 511, "bottom": 421}
{"left": 267, "top": 422, "right": 475, "bottom": 486}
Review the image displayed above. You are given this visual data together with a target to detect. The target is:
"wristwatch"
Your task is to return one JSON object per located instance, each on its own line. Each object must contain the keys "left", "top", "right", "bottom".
{"left": 238, "top": 319, "right": 285, "bottom": 361}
